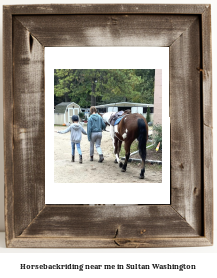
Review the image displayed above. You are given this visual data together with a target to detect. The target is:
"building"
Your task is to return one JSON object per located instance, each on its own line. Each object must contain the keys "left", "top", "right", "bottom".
{"left": 54, "top": 102, "right": 81, "bottom": 125}
{"left": 80, "top": 108, "right": 90, "bottom": 118}
{"left": 95, "top": 102, "right": 154, "bottom": 121}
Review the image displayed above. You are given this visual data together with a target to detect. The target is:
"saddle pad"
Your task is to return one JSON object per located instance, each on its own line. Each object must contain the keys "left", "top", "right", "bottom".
{"left": 114, "top": 117, "right": 123, "bottom": 126}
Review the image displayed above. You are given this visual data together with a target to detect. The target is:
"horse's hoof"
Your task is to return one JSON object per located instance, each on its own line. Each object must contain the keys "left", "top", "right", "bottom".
{"left": 114, "top": 159, "right": 118, "bottom": 163}
{"left": 121, "top": 168, "right": 126, "bottom": 172}
{"left": 139, "top": 175, "right": 144, "bottom": 179}
{"left": 119, "top": 162, "right": 123, "bottom": 168}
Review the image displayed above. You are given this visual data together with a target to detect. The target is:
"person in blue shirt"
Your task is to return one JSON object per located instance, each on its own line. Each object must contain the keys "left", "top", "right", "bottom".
{"left": 87, "top": 106, "right": 106, "bottom": 162}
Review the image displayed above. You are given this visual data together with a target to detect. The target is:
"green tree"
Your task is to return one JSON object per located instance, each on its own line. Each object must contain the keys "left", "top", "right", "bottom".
{"left": 54, "top": 69, "right": 155, "bottom": 106}
{"left": 134, "top": 69, "right": 155, "bottom": 103}
{"left": 54, "top": 69, "right": 91, "bottom": 106}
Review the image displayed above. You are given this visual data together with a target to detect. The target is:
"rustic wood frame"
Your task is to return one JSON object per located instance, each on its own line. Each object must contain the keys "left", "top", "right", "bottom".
{"left": 3, "top": 4, "right": 213, "bottom": 248}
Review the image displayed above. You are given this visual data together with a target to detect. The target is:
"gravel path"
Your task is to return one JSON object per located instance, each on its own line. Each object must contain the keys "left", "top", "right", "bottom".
{"left": 54, "top": 125, "right": 162, "bottom": 183}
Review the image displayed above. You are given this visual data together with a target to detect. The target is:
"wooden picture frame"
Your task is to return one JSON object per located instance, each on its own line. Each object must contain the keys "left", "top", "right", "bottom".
{"left": 3, "top": 4, "right": 213, "bottom": 248}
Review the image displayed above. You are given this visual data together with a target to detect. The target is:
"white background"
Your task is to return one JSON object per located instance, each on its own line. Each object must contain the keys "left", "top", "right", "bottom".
{"left": 0, "top": 0, "right": 216, "bottom": 277}
{"left": 45, "top": 47, "right": 170, "bottom": 204}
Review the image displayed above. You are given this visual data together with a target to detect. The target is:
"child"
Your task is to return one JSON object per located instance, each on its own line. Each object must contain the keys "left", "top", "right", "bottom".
{"left": 56, "top": 115, "right": 87, "bottom": 163}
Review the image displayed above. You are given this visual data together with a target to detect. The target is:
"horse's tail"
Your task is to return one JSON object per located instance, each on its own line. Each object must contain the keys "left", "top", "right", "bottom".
{"left": 137, "top": 118, "right": 147, "bottom": 161}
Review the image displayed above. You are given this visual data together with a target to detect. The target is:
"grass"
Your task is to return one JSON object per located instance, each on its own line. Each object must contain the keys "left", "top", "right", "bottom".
{"left": 147, "top": 141, "right": 155, "bottom": 149}
{"left": 113, "top": 139, "right": 162, "bottom": 172}
{"left": 145, "top": 163, "right": 162, "bottom": 171}
{"left": 119, "top": 140, "right": 138, "bottom": 157}
{"left": 119, "top": 139, "right": 155, "bottom": 157}
{"left": 128, "top": 161, "right": 162, "bottom": 172}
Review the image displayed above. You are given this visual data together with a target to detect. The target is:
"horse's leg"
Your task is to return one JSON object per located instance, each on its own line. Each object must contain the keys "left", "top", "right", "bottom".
{"left": 115, "top": 139, "right": 122, "bottom": 164}
{"left": 117, "top": 140, "right": 122, "bottom": 161}
{"left": 114, "top": 137, "right": 119, "bottom": 163}
{"left": 110, "top": 126, "right": 117, "bottom": 163}
{"left": 137, "top": 118, "right": 147, "bottom": 179}
{"left": 139, "top": 160, "right": 145, "bottom": 179}
{"left": 120, "top": 141, "right": 131, "bottom": 172}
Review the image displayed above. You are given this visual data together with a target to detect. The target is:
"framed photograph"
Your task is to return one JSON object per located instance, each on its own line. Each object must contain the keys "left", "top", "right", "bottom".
{"left": 46, "top": 47, "right": 170, "bottom": 204}
{"left": 4, "top": 4, "right": 212, "bottom": 248}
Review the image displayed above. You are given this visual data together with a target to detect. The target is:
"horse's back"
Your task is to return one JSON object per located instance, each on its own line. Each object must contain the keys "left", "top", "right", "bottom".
{"left": 121, "top": 113, "right": 147, "bottom": 127}
{"left": 119, "top": 113, "right": 148, "bottom": 141}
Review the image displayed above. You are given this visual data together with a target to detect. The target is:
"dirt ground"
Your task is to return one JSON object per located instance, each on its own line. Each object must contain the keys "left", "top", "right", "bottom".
{"left": 54, "top": 124, "right": 162, "bottom": 183}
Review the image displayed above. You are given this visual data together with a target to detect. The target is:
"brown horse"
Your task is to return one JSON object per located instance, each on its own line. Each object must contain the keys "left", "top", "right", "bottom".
{"left": 102, "top": 112, "right": 148, "bottom": 179}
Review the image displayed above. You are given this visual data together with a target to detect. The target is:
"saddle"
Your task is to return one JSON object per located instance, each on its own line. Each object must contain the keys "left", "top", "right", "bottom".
{"left": 109, "top": 109, "right": 131, "bottom": 126}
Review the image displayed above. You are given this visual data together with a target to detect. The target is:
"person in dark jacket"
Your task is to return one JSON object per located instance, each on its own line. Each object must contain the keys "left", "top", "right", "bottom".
{"left": 56, "top": 115, "right": 87, "bottom": 163}
{"left": 87, "top": 106, "right": 106, "bottom": 162}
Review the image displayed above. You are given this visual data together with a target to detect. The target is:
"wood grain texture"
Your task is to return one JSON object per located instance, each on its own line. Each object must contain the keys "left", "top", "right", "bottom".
{"left": 170, "top": 17, "right": 202, "bottom": 234}
{"left": 201, "top": 6, "right": 213, "bottom": 244}
{"left": 8, "top": 237, "right": 212, "bottom": 248}
{"left": 3, "top": 4, "right": 213, "bottom": 248}
{"left": 20, "top": 205, "right": 199, "bottom": 238}
{"left": 3, "top": 7, "right": 14, "bottom": 247}
{"left": 4, "top": 4, "right": 207, "bottom": 15}
{"left": 203, "top": 125, "right": 213, "bottom": 243}
{"left": 16, "top": 15, "right": 197, "bottom": 47}
{"left": 12, "top": 17, "right": 45, "bottom": 237}
{"left": 202, "top": 6, "right": 212, "bottom": 128}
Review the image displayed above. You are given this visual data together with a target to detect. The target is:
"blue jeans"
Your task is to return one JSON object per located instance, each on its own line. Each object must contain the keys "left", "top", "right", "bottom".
{"left": 71, "top": 142, "right": 82, "bottom": 156}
